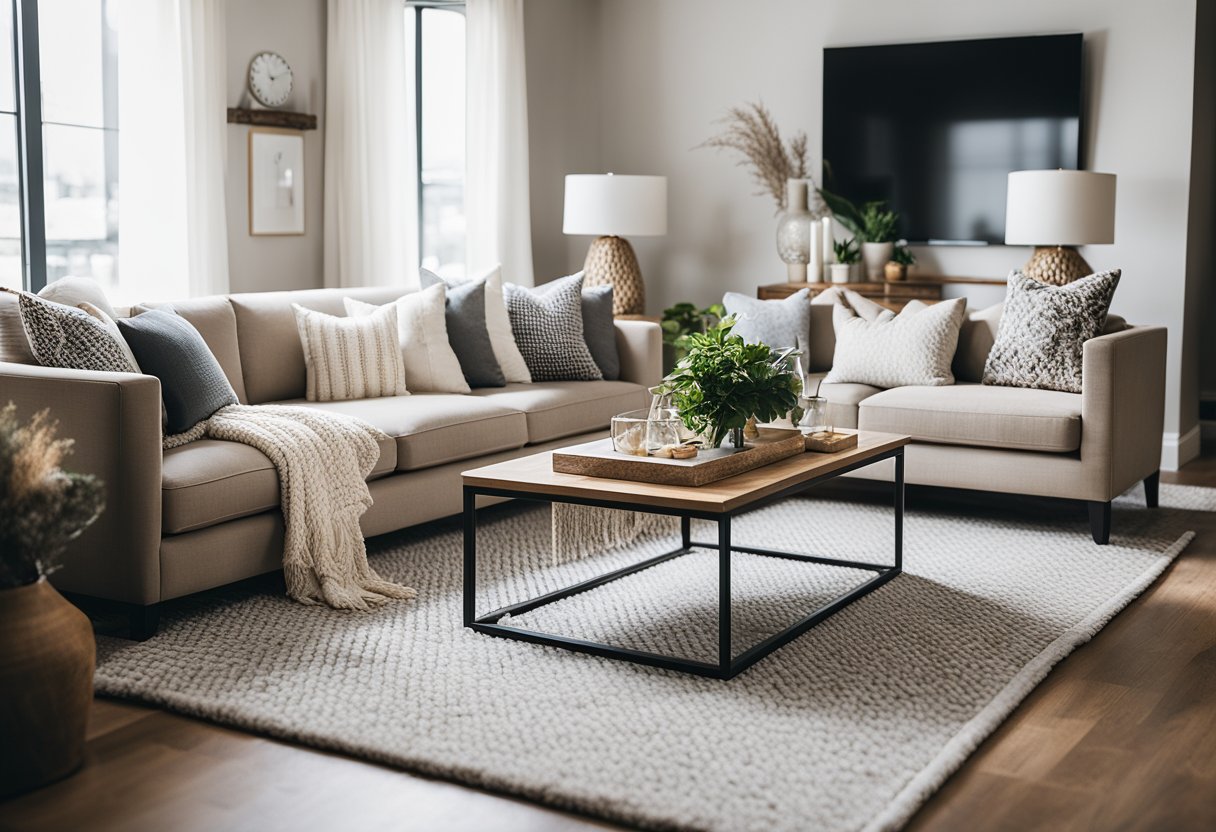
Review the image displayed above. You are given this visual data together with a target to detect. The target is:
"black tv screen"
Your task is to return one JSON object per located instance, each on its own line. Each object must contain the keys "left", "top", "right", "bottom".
{"left": 822, "top": 34, "right": 1083, "bottom": 244}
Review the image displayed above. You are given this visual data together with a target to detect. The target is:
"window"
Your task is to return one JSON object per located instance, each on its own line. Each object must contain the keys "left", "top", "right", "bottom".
{"left": 405, "top": 2, "right": 465, "bottom": 278}
{"left": 0, "top": 0, "right": 118, "bottom": 293}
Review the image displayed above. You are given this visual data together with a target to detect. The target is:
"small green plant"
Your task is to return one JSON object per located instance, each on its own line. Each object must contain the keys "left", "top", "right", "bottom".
{"left": 659, "top": 319, "right": 802, "bottom": 449}
{"left": 660, "top": 302, "right": 726, "bottom": 359}
{"left": 892, "top": 243, "right": 916, "bottom": 267}
{"left": 0, "top": 403, "right": 104, "bottom": 589}
{"left": 833, "top": 237, "right": 861, "bottom": 265}
{"left": 859, "top": 202, "right": 899, "bottom": 243}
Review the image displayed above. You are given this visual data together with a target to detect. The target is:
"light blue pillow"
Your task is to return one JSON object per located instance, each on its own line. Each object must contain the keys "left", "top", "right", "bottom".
{"left": 722, "top": 288, "right": 810, "bottom": 350}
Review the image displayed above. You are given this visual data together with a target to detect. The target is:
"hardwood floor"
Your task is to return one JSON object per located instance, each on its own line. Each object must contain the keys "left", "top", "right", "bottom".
{"left": 2, "top": 462, "right": 1214, "bottom": 831}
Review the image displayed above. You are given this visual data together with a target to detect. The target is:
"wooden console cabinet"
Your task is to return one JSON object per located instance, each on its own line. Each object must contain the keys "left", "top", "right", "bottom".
{"left": 757, "top": 274, "right": 1005, "bottom": 311}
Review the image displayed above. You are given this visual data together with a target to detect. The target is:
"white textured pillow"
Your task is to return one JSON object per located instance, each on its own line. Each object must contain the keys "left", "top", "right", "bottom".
{"left": 825, "top": 297, "right": 966, "bottom": 388}
{"left": 38, "top": 276, "right": 119, "bottom": 320}
{"left": 477, "top": 265, "right": 531, "bottom": 384}
{"left": 293, "top": 302, "right": 408, "bottom": 402}
{"left": 344, "top": 282, "right": 470, "bottom": 394}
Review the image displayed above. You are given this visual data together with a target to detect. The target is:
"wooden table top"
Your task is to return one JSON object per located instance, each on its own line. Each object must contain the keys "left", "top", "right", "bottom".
{"left": 462, "top": 430, "right": 909, "bottom": 514}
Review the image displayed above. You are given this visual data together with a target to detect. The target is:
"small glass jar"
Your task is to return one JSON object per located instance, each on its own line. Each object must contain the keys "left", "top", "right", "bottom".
{"left": 798, "top": 396, "right": 831, "bottom": 434}
{"left": 612, "top": 409, "right": 686, "bottom": 456}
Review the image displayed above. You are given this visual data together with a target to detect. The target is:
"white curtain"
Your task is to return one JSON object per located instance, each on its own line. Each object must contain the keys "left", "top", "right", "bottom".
{"left": 466, "top": 0, "right": 534, "bottom": 286}
{"left": 323, "top": 0, "right": 418, "bottom": 289}
{"left": 119, "top": 0, "right": 228, "bottom": 302}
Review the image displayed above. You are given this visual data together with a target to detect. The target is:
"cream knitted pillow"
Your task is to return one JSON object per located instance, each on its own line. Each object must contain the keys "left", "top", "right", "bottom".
{"left": 292, "top": 303, "right": 408, "bottom": 402}
{"left": 825, "top": 297, "right": 966, "bottom": 388}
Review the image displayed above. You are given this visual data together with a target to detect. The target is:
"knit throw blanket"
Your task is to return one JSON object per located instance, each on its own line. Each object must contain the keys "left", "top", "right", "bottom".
{"left": 170, "top": 405, "right": 416, "bottom": 610}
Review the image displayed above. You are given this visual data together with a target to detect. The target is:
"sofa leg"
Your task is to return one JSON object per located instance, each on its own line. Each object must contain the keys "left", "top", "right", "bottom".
{"left": 1088, "top": 501, "right": 1112, "bottom": 545}
{"left": 1144, "top": 471, "right": 1160, "bottom": 508}
{"left": 128, "top": 604, "right": 160, "bottom": 641}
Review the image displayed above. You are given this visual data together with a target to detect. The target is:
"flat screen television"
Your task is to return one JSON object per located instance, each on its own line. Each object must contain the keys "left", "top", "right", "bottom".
{"left": 822, "top": 34, "right": 1083, "bottom": 245}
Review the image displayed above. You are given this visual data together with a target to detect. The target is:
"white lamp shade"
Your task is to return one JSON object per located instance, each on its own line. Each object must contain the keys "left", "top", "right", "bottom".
{"left": 1005, "top": 170, "right": 1116, "bottom": 246}
{"left": 563, "top": 174, "right": 668, "bottom": 237}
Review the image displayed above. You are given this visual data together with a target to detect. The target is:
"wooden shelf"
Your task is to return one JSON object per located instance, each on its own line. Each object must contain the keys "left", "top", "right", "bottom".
{"left": 227, "top": 108, "right": 317, "bottom": 131}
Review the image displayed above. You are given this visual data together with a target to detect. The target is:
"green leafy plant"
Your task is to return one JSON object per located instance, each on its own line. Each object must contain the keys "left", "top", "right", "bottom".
{"left": 818, "top": 189, "right": 901, "bottom": 243}
{"left": 0, "top": 403, "right": 105, "bottom": 589}
{"left": 660, "top": 302, "right": 726, "bottom": 362}
{"left": 833, "top": 237, "right": 861, "bottom": 265}
{"left": 892, "top": 242, "right": 916, "bottom": 267}
{"left": 659, "top": 319, "right": 802, "bottom": 449}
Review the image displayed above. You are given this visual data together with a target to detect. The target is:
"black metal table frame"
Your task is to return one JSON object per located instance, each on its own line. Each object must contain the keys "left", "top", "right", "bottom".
{"left": 463, "top": 447, "right": 904, "bottom": 680}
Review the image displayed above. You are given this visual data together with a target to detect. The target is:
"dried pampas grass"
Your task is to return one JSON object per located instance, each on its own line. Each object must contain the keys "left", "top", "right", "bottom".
{"left": 699, "top": 102, "right": 809, "bottom": 212}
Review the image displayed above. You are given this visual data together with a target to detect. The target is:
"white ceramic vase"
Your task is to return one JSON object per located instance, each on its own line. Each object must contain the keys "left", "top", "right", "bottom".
{"left": 829, "top": 263, "right": 852, "bottom": 284}
{"left": 862, "top": 242, "right": 894, "bottom": 281}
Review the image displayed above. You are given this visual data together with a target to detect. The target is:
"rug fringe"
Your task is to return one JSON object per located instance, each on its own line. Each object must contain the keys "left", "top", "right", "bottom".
{"left": 551, "top": 503, "right": 680, "bottom": 564}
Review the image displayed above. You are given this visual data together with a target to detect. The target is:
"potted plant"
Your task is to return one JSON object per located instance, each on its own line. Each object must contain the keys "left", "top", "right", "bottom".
{"left": 830, "top": 238, "right": 860, "bottom": 284}
{"left": 818, "top": 190, "right": 901, "bottom": 280}
{"left": 660, "top": 301, "right": 726, "bottom": 371}
{"left": 0, "top": 404, "right": 104, "bottom": 798}
{"left": 886, "top": 242, "right": 916, "bottom": 281}
{"left": 660, "top": 318, "right": 802, "bottom": 449}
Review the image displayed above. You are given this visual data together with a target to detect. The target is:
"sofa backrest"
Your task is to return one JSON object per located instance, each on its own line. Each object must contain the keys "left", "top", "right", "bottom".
{"left": 229, "top": 286, "right": 405, "bottom": 403}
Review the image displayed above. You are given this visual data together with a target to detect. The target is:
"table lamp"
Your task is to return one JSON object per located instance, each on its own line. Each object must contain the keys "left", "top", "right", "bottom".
{"left": 1005, "top": 170, "right": 1116, "bottom": 285}
{"left": 563, "top": 174, "right": 667, "bottom": 315}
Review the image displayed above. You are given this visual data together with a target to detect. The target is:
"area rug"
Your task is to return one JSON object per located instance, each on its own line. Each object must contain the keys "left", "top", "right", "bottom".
{"left": 94, "top": 484, "right": 1207, "bottom": 832}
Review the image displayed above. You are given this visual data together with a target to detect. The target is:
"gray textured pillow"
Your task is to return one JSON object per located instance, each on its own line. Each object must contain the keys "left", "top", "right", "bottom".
{"left": 419, "top": 269, "right": 506, "bottom": 388}
{"left": 118, "top": 309, "right": 238, "bottom": 435}
{"left": 581, "top": 284, "right": 619, "bottom": 380}
{"left": 825, "top": 297, "right": 966, "bottom": 388}
{"left": 504, "top": 275, "right": 603, "bottom": 382}
{"left": 723, "top": 288, "right": 810, "bottom": 350}
{"left": 7, "top": 288, "right": 137, "bottom": 373}
{"left": 982, "top": 270, "right": 1120, "bottom": 394}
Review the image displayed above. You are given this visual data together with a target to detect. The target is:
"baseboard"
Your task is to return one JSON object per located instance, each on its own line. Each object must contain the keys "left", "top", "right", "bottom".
{"left": 1161, "top": 425, "right": 1201, "bottom": 472}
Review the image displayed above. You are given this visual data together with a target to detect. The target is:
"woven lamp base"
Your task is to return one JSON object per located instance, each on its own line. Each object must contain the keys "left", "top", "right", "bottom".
{"left": 1022, "top": 246, "right": 1094, "bottom": 285}
{"left": 583, "top": 235, "right": 645, "bottom": 315}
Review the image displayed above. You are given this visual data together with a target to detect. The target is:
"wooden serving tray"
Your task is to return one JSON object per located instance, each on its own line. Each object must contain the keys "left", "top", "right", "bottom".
{"left": 552, "top": 429, "right": 806, "bottom": 487}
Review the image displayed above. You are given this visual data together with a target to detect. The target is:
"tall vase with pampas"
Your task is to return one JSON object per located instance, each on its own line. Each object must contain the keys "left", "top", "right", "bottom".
{"left": 0, "top": 403, "right": 105, "bottom": 798}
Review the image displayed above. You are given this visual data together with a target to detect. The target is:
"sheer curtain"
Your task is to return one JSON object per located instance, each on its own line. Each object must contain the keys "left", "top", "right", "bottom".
{"left": 323, "top": 0, "right": 418, "bottom": 289}
{"left": 119, "top": 0, "right": 228, "bottom": 302}
{"left": 465, "top": 0, "right": 534, "bottom": 286}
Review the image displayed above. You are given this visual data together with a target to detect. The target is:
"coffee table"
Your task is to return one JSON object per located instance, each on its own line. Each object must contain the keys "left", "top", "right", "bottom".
{"left": 461, "top": 430, "right": 908, "bottom": 679}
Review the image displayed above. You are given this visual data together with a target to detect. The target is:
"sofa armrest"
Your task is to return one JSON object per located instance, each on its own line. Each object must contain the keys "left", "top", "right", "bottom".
{"left": 0, "top": 362, "right": 164, "bottom": 605}
{"left": 613, "top": 320, "right": 663, "bottom": 389}
{"left": 1080, "top": 325, "right": 1167, "bottom": 500}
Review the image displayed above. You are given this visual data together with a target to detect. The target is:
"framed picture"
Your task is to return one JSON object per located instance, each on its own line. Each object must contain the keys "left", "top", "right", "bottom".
{"left": 248, "top": 127, "right": 305, "bottom": 235}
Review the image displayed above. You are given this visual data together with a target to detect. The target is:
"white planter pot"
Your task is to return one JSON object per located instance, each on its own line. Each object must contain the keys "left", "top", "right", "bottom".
{"left": 862, "top": 242, "right": 894, "bottom": 281}
{"left": 829, "top": 263, "right": 852, "bottom": 284}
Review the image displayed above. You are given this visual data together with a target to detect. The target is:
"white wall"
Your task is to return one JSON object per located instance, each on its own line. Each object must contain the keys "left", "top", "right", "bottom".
{"left": 525, "top": 0, "right": 1201, "bottom": 450}
{"left": 224, "top": 0, "right": 327, "bottom": 294}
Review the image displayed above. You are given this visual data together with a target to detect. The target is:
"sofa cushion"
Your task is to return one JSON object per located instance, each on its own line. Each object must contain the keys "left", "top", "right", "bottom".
{"left": 277, "top": 394, "right": 528, "bottom": 472}
{"left": 858, "top": 383, "right": 1082, "bottom": 453}
{"left": 230, "top": 286, "right": 406, "bottom": 404}
{"left": 162, "top": 432, "right": 397, "bottom": 535}
{"left": 471, "top": 380, "right": 649, "bottom": 444}
{"left": 805, "top": 372, "right": 883, "bottom": 430}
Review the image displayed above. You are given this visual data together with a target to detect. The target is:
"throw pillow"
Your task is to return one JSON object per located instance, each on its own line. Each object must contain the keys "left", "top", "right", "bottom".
{"left": 117, "top": 309, "right": 240, "bottom": 435}
{"left": 7, "top": 288, "right": 137, "bottom": 374}
{"left": 37, "top": 276, "right": 120, "bottom": 320}
{"left": 982, "top": 269, "right": 1121, "bottom": 394}
{"left": 418, "top": 269, "right": 506, "bottom": 388}
{"left": 78, "top": 301, "right": 143, "bottom": 374}
{"left": 344, "top": 282, "right": 470, "bottom": 394}
{"left": 422, "top": 265, "right": 530, "bottom": 384}
{"left": 292, "top": 303, "right": 408, "bottom": 402}
{"left": 581, "top": 283, "right": 620, "bottom": 380}
{"left": 504, "top": 275, "right": 603, "bottom": 382}
{"left": 825, "top": 297, "right": 966, "bottom": 388}
{"left": 723, "top": 288, "right": 810, "bottom": 350}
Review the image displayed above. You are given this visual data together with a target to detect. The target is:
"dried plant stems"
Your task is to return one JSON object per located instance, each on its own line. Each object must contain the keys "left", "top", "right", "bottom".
{"left": 699, "top": 102, "right": 809, "bottom": 212}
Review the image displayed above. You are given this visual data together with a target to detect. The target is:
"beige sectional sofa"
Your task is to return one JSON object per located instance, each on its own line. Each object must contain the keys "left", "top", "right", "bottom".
{"left": 0, "top": 287, "right": 1165, "bottom": 638}
{"left": 802, "top": 302, "right": 1166, "bottom": 546}
{"left": 1, "top": 286, "right": 661, "bottom": 637}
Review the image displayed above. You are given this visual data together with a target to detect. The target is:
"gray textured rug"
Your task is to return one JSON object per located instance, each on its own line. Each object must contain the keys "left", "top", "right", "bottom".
{"left": 95, "top": 485, "right": 1207, "bottom": 832}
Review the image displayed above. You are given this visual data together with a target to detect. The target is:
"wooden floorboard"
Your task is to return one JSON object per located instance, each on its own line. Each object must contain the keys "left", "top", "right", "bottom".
{"left": 2, "top": 462, "right": 1214, "bottom": 831}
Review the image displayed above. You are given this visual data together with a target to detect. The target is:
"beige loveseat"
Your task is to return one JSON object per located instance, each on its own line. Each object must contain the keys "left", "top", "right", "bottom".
{"left": 800, "top": 302, "right": 1166, "bottom": 546}
{"left": 0, "top": 286, "right": 662, "bottom": 638}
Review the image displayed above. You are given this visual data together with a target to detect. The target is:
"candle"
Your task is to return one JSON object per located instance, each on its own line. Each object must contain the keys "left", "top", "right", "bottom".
{"left": 809, "top": 225, "right": 821, "bottom": 282}
{"left": 822, "top": 217, "right": 833, "bottom": 265}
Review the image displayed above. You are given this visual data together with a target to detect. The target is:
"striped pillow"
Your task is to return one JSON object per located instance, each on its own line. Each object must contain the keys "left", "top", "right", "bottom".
{"left": 292, "top": 303, "right": 408, "bottom": 402}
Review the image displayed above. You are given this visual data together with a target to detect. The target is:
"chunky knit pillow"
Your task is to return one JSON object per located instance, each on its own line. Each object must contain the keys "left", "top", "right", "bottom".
{"left": 7, "top": 288, "right": 137, "bottom": 373}
{"left": 292, "top": 303, "right": 408, "bottom": 402}
{"left": 504, "top": 275, "right": 603, "bottom": 382}
{"left": 983, "top": 270, "right": 1120, "bottom": 394}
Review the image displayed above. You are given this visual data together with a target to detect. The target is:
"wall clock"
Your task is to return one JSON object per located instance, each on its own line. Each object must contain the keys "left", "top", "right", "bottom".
{"left": 248, "top": 51, "right": 293, "bottom": 109}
